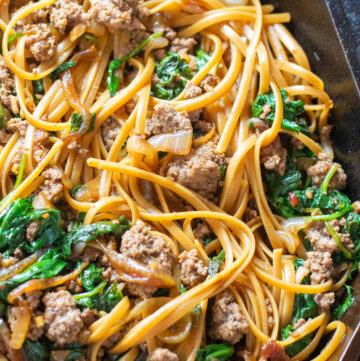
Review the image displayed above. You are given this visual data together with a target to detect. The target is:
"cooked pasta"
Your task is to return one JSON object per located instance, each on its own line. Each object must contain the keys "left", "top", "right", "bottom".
{"left": 0, "top": 0, "right": 357, "bottom": 360}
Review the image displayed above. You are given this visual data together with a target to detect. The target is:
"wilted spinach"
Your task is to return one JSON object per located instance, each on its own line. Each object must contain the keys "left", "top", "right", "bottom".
{"left": 50, "top": 61, "right": 77, "bottom": 81}
{"left": 280, "top": 324, "right": 314, "bottom": 358}
{"left": 196, "top": 344, "right": 234, "bottom": 361}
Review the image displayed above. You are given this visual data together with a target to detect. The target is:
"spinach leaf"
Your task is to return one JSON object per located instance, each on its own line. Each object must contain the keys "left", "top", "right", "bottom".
{"left": 346, "top": 212, "right": 360, "bottom": 251}
{"left": 67, "top": 215, "right": 131, "bottom": 244}
{"left": 0, "top": 104, "right": 9, "bottom": 129}
{"left": 24, "top": 339, "right": 50, "bottom": 361}
{"left": 7, "top": 32, "right": 23, "bottom": 46}
{"left": 219, "top": 164, "right": 227, "bottom": 180}
{"left": 196, "top": 344, "right": 234, "bottom": 361}
{"left": 32, "top": 79, "right": 44, "bottom": 95}
{"left": 80, "top": 263, "right": 103, "bottom": 292}
{"left": 195, "top": 49, "right": 210, "bottom": 71}
{"left": 252, "top": 90, "right": 306, "bottom": 133}
{"left": 151, "top": 52, "right": 193, "bottom": 100}
{"left": 280, "top": 324, "right": 313, "bottom": 358}
{"left": 50, "top": 61, "right": 77, "bottom": 81}
{"left": 83, "top": 33, "right": 98, "bottom": 47}
{"left": 292, "top": 292, "right": 317, "bottom": 323}
{"left": 107, "top": 31, "right": 163, "bottom": 96}
{"left": 70, "top": 112, "right": 96, "bottom": 133}
{"left": 0, "top": 197, "right": 65, "bottom": 252}
{"left": 332, "top": 284, "right": 354, "bottom": 320}
{"left": 208, "top": 250, "right": 225, "bottom": 277}
{"left": 292, "top": 258, "right": 305, "bottom": 271}
{"left": 76, "top": 264, "right": 123, "bottom": 312}
{"left": 204, "top": 233, "right": 216, "bottom": 246}
{"left": 65, "top": 343, "right": 84, "bottom": 361}
{"left": 0, "top": 249, "right": 68, "bottom": 302}
{"left": 71, "top": 184, "right": 84, "bottom": 197}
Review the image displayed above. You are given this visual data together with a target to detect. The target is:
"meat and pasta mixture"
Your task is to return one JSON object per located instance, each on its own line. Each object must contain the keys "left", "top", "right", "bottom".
{"left": 0, "top": 0, "right": 359, "bottom": 360}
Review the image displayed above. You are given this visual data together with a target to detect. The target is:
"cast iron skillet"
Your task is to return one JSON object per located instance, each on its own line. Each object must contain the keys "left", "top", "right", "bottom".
{"left": 264, "top": 0, "right": 360, "bottom": 359}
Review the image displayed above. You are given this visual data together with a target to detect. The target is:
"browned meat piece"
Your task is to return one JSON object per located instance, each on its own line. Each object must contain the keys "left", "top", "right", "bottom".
{"left": 208, "top": 290, "right": 249, "bottom": 344}
{"left": 306, "top": 152, "right": 347, "bottom": 190}
{"left": 305, "top": 220, "right": 352, "bottom": 253}
{"left": 178, "top": 249, "right": 208, "bottom": 288}
{"left": 24, "top": 24, "right": 57, "bottom": 62}
{"left": 81, "top": 308, "right": 98, "bottom": 327}
{"left": 305, "top": 251, "right": 333, "bottom": 285}
{"left": 169, "top": 37, "right": 197, "bottom": 54}
{"left": 0, "top": 130, "right": 10, "bottom": 145}
{"left": 145, "top": 103, "right": 192, "bottom": 136}
{"left": 260, "top": 136, "right": 287, "bottom": 176}
{"left": 89, "top": 0, "right": 146, "bottom": 33}
{"left": 39, "top": 166, "right": 64, "bottom": 202}
{"left": 121, "top": 220, "right": 175, "bottom": 298}
{"left": 6, "top": 118, "right": 28, "bottom": 136}
{"left": 26, "top": 221, "right": 40, "bottom": 242}
{"left": 164, "top": 142, "right": 226, "bottom": 200}
{"left": 13, "top": 247, "right": 24, "bottom": 261}
{"left": 67, "top": 140, "right": 90, "bottom": 159}
{"left": 250, "top": 118, "right": 269, "bottom": 133}
{"left": 102, "top": 266, "right": 121, "bottom": 283}
{"left": 33, "top": 128, "right": 51, "bottom": 163}
{"left": 43, "top": 290, "right": 83, "bottom": 345}
{"left": 192, "top": 221, "right": 211, "bottom": 244}
{"left": 261, "top": 340, "right": 290, "bottom": 361}
{"left": 26, "top": 290, "right": 42, "bottom": 310}
{"left": 0, "top": 57, "right": 19, "bottom": 114}
{"left": 184, "top": 82, "right": 202, "bottom": 99}
{"left": 243, "top": 199, "right": 259, "bottom": 223}
{"left": 27, "top": 311, "right": 45, "bottom": 341}
{"left": 101, "top": 117, "right": 121, "bottom": 150}
{"left": 147, "top": 348, "right": 179, "bottom": 361}
{"left": 50, "top": 0, "right": 90, "bottom": 34}
{"left": 266, "top": 298, "right": 274, "bottom": 330}
{"left": 293, "top": 318, "right": 306, "bottom": 329}
{"left": 199, "top": 74, "right": 219, "bottom": 93}
{"left": 314, "top": 292, "right": 335, "bottom": 312}
{"left": 65, "top": 278, "right": 83, "bottom": 293}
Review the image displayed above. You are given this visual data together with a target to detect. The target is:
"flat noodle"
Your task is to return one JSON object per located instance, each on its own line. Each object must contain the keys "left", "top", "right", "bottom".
{"left": 0, "top": 0, "right": 355, "bottom": 360}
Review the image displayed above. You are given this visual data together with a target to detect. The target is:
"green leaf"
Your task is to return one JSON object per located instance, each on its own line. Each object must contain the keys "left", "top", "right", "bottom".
{"left": 7, "top": 32, "right": 23, "bottom": 45}
{"left": 195, "top": 49, "right": 210, "bottom": 71}
{"left": 50, "top": 61, "right": 77, "bottom": 82}
{"left": 292, "top": 258, "right": 305, "bottom": 271}
{"left": 332, "top": 284, "right": 354, "bottom": 320}
{"left": 196, "top": 344, "right": 234, "bottom": 361}
{"left": 67, "top": 215, "right": 131, "bottom": 244}
{"left": 14, "top": 153, "right": 27, "bottom": 189}
{"left": 208, "top": 250, "right": 225, "bottom": 277}
{"left": 32, "top": 79, "right": 44, "bottom": 95}
{"left": 79, "top": 263, "right": 103, "bottom": 292}
{"left": 70, "top": 112, "right": 96, "bottom": 133}
{"left": 24, "top": 339, "right": 50, "bottom": 361}
{"left": 280, "top": 324, "right": 313, "bottom": 357}
{"left": 151, "top": 52, "right": 193, "bottom": 100}
{"left": 83, "top": 33, "right": 98, "bottom": 47}
{"left": 0, "top": 104, "right": 9, "bottom": 129}
{"left": 107, "top": 31, "right": 163, "bottom": 96}
{"left": 219, "top": 164, "right": 227, "bottom": 180}
{"left": 252, "top": 90, "right": 307, "bottom": 133}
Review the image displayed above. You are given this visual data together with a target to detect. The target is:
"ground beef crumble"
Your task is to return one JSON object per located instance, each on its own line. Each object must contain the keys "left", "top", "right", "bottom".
{"left": 43, "top": 290, "right": 83, "bottom": 345}
{"left": 260, "top": 136, "right": 287, "bottom": 176}
{"left": 24, "top": 24, "right": 57, "bottom": 62}
{"left": 208, "top": 290, "right": 249, "bottom": 344}
{"left": 163, "top": 141, "right": 226, "bottom": 200}
{"left": 307, "top": 152, "right": 347, "bottom": 190}
{"left": 145, "top": 103, "right": 192, "bottom": 136}
{"left": 39, "top": 166, "right": 64, "bottom": 203}
{"left": 178, "top": 249, "right": 208, "bottom": 288}
{"left": 101, "top": 117, "right": 121, "bottom": 150}
{"left": 50, "top": 0, "right": 90, "bottom": 34}
{"left": 0, "top": 57, "right": 19, "bottom": 114}
{"left": 89, "top": 0, "right": 146, "bottom": 33}
{"left": 169, "top": 37, "right": 197, "bottom": 54}
{"left": 147, "top": 348, "right": 179, "bottom": 361}
{"left": 120, "top": 220, "right": 175, "bottom": 298}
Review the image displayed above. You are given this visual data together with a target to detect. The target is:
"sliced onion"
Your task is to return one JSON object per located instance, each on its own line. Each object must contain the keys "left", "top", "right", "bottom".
{"left": 157, "top": 313, "right": 192, "bottom": 344}
{"left": 148, "top": 129, "right": 193, "bottom": 155}
{"left": 281, "top": 217, "right": 308, "bottom": 233}
{"left": 0, "top": 318, "right": 27, "bottom": 361}
{"left": 296, "top": 266, "right": 310, "bottom": 285}
{"left": 74, "top": 176, "right": 100, "bottom": 202}
{"left": 97, "top": 242, "right": 175, "bottom": 288}
{"left": 7, "top": 262, "right": 88, "bottom": 304}
{"left": 0, "top": 250, "right": 44, "bottom": 282}
{"left": 32, "top": 192, "right": 55, "bottom": 210}
{"left": 9, "top": 302, "right": 31, "bottom": 350}
{"left": 127, "top": 136, "right": 157, "bottom": 156}
{"left": 220, "top": 0, "right": 248, "bottom": 6}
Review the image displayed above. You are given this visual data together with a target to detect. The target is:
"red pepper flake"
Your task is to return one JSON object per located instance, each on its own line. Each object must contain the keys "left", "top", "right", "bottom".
{"left": 288, "top": 192, "right": 299, "bottom": 207}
